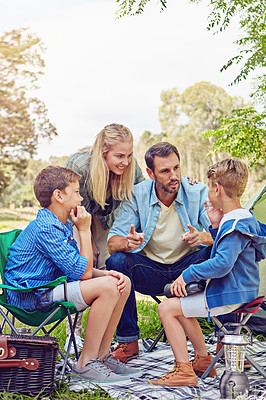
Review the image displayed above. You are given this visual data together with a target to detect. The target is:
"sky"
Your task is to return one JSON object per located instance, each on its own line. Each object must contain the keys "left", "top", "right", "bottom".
{"left": 0, "top": 0, "right": 256, "bottom": 161}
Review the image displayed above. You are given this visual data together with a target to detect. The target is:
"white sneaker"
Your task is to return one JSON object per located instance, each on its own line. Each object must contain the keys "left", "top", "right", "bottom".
{"left": 64, "top": 334, "right": 84, "bottom": 355}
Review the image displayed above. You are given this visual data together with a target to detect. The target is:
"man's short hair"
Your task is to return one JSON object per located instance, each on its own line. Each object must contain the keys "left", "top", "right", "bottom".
{"left": 34, "top": 166, "right": 81, "bottom": 208}
{"left": 145, "top": 142, "right": 180, "bottom": 171}
{"left": 207, "top": 158, "right": 248, "bottom": 199}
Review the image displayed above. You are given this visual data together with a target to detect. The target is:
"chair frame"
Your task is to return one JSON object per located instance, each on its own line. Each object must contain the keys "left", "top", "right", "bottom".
{"left": 0, "top": 229, "right": 81, "bottom": 381}
{"left": 201, "top": 296, "right": 266, "bottom": 380}
{"left": 147, "top": 294, "right": 266, "bottom": 382}
{"left": 146, "top": 294, "right": 167, "bottom": 352}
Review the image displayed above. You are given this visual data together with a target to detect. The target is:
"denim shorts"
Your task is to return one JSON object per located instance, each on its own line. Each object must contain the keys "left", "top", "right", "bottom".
{"left": 180, "top": 291, "right": 243, "bottom": 318}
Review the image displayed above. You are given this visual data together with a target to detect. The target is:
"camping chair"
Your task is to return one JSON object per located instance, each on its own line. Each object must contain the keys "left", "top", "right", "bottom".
{"left": 146, "top": 294, "right": 167, "bottom": 352}
{"left": 0, "top": 229, "right": 82, "bottom": 381}
{"left": 201, "top": 296, "right": 266, "bottom": 380}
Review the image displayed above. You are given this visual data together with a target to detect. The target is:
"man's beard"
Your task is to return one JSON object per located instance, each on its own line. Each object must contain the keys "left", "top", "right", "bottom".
{"left": 155, "top": 178, "right": 180, "bottom": 195}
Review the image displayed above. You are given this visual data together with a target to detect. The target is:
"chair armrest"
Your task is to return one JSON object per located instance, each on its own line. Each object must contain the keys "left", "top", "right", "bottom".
{"left": 0, "top": 276, "right": 67, "bottom": 293}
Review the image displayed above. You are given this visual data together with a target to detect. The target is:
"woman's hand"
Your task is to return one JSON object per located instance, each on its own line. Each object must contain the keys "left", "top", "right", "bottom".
{"left": 186, "top": 176, "right": 198, "bottom": 185}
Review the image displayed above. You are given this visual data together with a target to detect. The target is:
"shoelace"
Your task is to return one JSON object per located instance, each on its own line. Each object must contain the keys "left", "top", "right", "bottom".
{"left": 113, "top": 342, "right": 129, "bottom": 353}
{"left": 157, "top": 364, "right": 179, "bottom": 381}
{"left": 192, "top": 357, "right": 197, "bottom": 366}
{"left": 103, "top": 353, "right": 121, "bottom": 366}
{"left": 88, "top": 358, "right": 113, "bottom": 377}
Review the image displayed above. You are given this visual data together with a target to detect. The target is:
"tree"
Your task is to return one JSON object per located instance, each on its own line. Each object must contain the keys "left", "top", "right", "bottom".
{"left": 139, "top": 82, "right": 247, "bottom": 181}
{"left": 0, "top": 159, "right": 47, "bottom": 207}
{"left": 116, "top": 0, "right": 266, "bottom": 165}
{"left": 204, "top": 108, "right": 266, "bottom": 166}
{"left": 0, "top": 28, "right": 57, "bottom": 193}
{"left": 116, "top": 0, "right": 167, "bottom": 17}
{"left": 159, "top": 82, "right": 245, "bottom": 171}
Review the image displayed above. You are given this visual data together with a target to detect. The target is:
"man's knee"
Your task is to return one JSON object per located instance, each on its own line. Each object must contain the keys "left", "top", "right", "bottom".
{"left": 106, "top": 252, "right": 129, "bottom": 273}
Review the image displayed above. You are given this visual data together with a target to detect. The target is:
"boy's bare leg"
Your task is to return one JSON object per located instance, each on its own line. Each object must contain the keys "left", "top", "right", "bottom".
{"left": 98, "top": 276, "right": 131, "bottom": 356}
{"left": 76, "top": 276, "right": 127, "bottom": 369}
{"left": 158, "top": 298, "right": 208, "bottom": 363}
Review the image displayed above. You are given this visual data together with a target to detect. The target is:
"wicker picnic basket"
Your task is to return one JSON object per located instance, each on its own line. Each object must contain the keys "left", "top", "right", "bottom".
{"left": 0, "top": 334, "right": 59, "bottom": 395}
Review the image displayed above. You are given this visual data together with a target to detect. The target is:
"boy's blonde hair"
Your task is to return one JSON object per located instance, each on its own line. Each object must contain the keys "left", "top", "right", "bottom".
{"left": 90, "top": 123, "right": 135, "bottom": 208}
{"left": 207, "top": 158, "right": 248, "bottom": 198}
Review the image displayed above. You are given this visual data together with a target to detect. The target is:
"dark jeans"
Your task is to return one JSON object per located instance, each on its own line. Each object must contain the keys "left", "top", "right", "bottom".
{"left": 106, "top": 246, "right": 212, "bottom": 342}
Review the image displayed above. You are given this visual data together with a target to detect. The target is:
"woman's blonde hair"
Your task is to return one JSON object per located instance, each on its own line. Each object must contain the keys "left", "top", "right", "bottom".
{"left": 90, "top": 123, "right": 135, "bottom": 208}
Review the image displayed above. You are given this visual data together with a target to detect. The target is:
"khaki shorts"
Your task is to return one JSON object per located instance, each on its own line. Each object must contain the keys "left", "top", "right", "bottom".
{"left": 53, "top": 281, "right": 88, "bottom": 312}
{"left": 180, "top": 291, "right": 244, "bottom": 318}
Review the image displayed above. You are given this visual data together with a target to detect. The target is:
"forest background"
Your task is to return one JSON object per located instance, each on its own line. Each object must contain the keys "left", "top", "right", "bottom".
{"left": 0, "top": 0, "right": 265, "bottom": 213}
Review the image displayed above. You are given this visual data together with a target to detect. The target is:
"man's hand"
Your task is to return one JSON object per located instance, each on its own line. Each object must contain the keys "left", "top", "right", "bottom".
{"left": 70, "top": 206, "right": 91, "bottom": 232}
{"left": 126, "top": 224, "right": 145, "bottom": 252}
{"left": 204, "top": 201, "right": 223, "bottom": 228}
{"left": 108, "top": 270, "right": 128, "bottom": 295}
{"left": 171, "top": 275, "right": 187, "bottom": 297}
{"left": 181, "top": 224, "right": 202, "bottom": 247}
{"left": 182, "top": 224, "right": 214, "bottom": 247}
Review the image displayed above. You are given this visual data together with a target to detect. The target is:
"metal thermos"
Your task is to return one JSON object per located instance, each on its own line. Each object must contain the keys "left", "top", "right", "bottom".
{"left": 164, "top": 280, "right": 206, "bottom": 298}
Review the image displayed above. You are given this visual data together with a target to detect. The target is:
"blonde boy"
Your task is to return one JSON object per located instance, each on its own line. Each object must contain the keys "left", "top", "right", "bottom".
{"left": 149, "top": 159, "right": 266, "bottom": 387}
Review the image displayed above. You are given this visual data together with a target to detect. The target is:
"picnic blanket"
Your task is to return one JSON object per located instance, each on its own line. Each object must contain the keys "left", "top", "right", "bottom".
{"left": 66, "top": 335, "right": 266, "bottom": 400}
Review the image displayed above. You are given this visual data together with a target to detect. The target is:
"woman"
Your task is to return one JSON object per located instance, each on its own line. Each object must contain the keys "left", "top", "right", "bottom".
{"left": 64, "top": 123, "right": 144, "bottom": 351}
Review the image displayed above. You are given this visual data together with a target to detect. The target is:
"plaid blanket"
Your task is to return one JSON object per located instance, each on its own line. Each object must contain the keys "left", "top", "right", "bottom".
{"left": 67, "top": 336, "right": 266, "bottom": 400}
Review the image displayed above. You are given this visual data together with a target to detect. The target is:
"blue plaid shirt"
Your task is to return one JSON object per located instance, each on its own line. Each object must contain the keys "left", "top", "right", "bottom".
{"left": 5, "top": 208, "right": 88, "bottom": 310}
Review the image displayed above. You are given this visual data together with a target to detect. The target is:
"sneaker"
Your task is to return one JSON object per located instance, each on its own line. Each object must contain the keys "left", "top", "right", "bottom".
{"left": 149, "top": 361, "right": 198, "bottom": 387}
{"left": 111, "top": 340, "right": 139, "bottom": 363}
{"left": 102, "top": 353, "right": 143, "bottom": 378}
{"left": 191, "top": 353, "right": 217, "bottom": 377}
{"left": 72, "top": 358, "right": 130, "bottom": 383}
{"left": 64, "top": 334, "right": 84, "bottom": 355}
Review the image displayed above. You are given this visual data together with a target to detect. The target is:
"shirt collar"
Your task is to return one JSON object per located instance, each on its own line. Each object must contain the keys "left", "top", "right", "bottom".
{"left": 38, "top": 208, "right": 73, "bottom": 235}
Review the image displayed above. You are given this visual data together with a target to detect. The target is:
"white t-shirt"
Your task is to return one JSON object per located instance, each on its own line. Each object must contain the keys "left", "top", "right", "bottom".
{"left": 143, "top": 201, "right": 192, "bottom": 264}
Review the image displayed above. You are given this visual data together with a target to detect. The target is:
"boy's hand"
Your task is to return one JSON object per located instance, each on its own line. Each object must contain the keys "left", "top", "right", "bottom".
{"left": 204, "top": 201, "right": 223, "bottom": 228}
{"left": 108, "top": 270, "right": 128, "bottom": 294}
{"left": 171, "top": 275, "right": 187, "bottom": 297}
{"left": 126, "top": 224, "right": 145, "bottom": 251}
{"left": 70, "top": 206, "right": 91, "bottom": 231}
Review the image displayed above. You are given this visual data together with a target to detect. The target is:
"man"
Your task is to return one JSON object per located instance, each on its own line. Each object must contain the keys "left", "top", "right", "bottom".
{"left": 106, "top": 142, "right": 213, "bottom": 362}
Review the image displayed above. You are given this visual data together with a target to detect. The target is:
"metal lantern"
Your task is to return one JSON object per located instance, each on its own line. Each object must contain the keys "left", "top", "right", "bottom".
{"left": 219, "top": 332, "right": 251, "bottom": 400}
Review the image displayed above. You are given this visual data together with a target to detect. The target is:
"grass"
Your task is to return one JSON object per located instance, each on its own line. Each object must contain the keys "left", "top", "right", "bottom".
{"left": 0, "top": 297, "right": 217, "bottom": 400}
{"left": 1, "top": 292, "right": 265, "bottom": 399}
{"left": 0, "top": 215, "right": 265, "bottom": 399}
{"left": 0, "top": 208, "right": 38, "bottom": 231}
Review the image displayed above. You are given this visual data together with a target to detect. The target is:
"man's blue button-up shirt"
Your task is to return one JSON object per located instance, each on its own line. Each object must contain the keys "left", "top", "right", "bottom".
{"left": 108, "top": 177, "right": 211, "bottom": 252}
